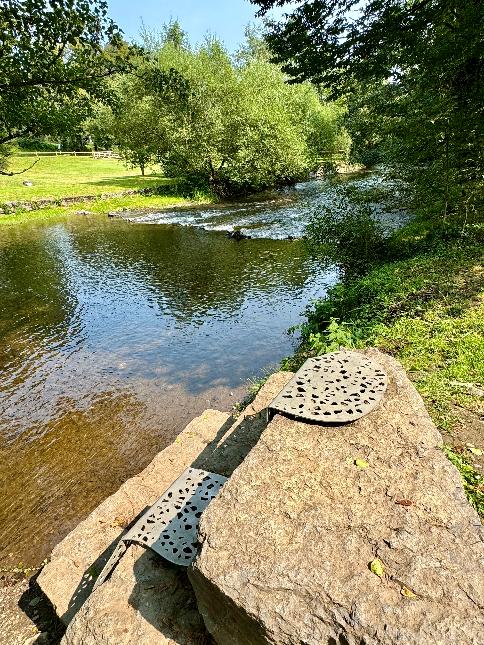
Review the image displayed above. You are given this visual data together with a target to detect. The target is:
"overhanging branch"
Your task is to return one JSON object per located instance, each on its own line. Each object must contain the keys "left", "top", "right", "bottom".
{"left": 0, "top": 158, "right": 39, "bottom": 176}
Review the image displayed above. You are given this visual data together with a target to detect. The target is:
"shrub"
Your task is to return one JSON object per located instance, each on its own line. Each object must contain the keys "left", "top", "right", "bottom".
{"left": 305, "top": 187, "right": 388, "bottom": 279}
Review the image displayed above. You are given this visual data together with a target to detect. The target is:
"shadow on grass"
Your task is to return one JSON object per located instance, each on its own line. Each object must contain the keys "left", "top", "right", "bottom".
{"left": 89, "top": 176, "right": 173, "bottom": 189}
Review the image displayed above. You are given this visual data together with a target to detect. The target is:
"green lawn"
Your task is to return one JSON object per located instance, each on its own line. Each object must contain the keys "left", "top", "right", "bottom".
{"left": 0, "top": 155, "right": 166, "bottom": 201}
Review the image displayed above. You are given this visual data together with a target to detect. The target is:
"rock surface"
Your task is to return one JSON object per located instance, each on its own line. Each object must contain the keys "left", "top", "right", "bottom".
{"left": 190, "top": 350, "right": 484, "bottom": 645}
{"left": 37, "top": 408, "right": 231, "bottom": 626}
{"left": 39, "top": 372, "right": 292, "bottom": 643}
{"left": 61, "top": 546, "right": 205, "bottom": 645}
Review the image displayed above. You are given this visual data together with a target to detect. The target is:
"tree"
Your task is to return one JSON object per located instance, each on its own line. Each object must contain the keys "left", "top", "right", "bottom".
{"left": 105, "top": 27, "right": 349, "bottom": 196}
{"left": 0, "top": 0, "right": 135, "bottom": 173}
{"left": 98, "top": 77, "right": 164, "bottom": 175}
{"left": 252, "top": 1, "right": 484, "bottom": 218}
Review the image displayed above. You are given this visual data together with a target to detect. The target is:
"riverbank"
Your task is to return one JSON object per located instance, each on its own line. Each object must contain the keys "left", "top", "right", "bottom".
{"left": 285, "top": 214, "right": 484, "bottom": 515}
{"left": 0, "top": 192, "right": 209, "bottom": 226}
{"left": 0, "top": 155, "right": 212, "bottom": 226}
{"left": 1, "top": 174, "right": 482, "bottom": 641}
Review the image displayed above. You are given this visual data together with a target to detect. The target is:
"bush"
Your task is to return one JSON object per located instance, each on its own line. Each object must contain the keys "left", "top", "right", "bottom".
{"left": 305, "top": 187, "right": 388, "bottom": 279}
{"left": 15, "top": 137, "right": 58, "bottom": 152}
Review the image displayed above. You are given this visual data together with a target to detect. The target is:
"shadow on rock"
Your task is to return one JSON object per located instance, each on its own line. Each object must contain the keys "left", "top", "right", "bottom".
{"left": 125, "top": 408, "right": 270, "bottom": 642}
{"left": 18, "top": 573, "right": 66, "bottom": 644}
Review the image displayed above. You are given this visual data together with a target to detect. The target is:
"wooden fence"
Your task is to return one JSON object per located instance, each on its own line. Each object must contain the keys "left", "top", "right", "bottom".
{"left": 13, "top": 150, "right": 121, "bottom": 159}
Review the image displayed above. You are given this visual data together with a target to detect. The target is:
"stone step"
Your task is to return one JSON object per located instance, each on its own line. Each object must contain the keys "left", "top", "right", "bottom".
{"left": 38, "top": 371, "right": 293, "bottom": 643}
{"left": 38, "top": 408, "right": 231, "bottom": 626}
{"left": 190, "top": 350, "right": 484, "bottom": 645}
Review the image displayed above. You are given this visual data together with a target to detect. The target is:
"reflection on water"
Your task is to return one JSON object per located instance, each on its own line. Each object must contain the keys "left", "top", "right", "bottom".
{"left": 0, "top": 173, "right": 409, "bottom": 566}
{"left": 0, "top": 212, "right": 336, "bottom": 566}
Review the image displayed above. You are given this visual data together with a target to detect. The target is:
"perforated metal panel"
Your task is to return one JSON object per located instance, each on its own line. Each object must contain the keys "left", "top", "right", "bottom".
{"left": 94, "top": 468, "right": 227, "bottom": 589}
{"left": 269, "top": 351, "right": 387, "bottom": 424}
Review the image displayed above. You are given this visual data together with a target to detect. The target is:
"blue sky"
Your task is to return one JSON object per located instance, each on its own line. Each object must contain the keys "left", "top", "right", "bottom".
{"left": 108, "top": 0, "right": 287, "bottom": 51}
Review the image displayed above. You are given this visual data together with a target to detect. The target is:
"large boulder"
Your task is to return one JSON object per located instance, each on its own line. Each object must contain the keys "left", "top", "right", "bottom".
{"left": 61, "top": 545, "right": 205, "bottom": 645}
{"left": 38, "top": 372, "right": 292, "bottom": 643}
{"left": 37, "top": 408, "right": 231, "bottom": 626}
{"left": 190, "top": 350, "right": 484, "bottom": 645}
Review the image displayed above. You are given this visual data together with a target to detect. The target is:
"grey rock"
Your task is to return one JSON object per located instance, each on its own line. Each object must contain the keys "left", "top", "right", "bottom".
{"left": 61, "top": 546, "right": 206, "bottom": 645}
{"left": 190, "top": 350, "right": 484, "bottom": 645}
{"left": 37, "top": 409, "right": 231, "bottom": 625}
{"left": 23, "top": 633, "right": 49, "bottom": 645}
{"left": 40, "top": 373, "right": 292, "bottom": 644}
{"left": 226, "top": 230, "right": 250, "bottom": 241}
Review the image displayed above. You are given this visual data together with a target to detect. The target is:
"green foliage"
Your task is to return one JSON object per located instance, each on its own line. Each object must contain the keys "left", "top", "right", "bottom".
{"left": 108, "top": 90, "right": 161, "bottom": 175}
{"left": 305, "top": 186, "right": 388, "bottom": 278}
{"left": 253, "top": 0, "right": 484, "bottom": 220}
{"left": 0, "top": 0, "right": 136, "bottom": 173}
{"left": 372, "top": 300, "right": 484, "bottom": 426}
{"left": 302, "top": 223, "right": 484, "bottom": 418}
{"left": 92, "top": 25, "right": 349, "bottom": 196}
{"left": 443, "top": 446, "right": 484, "bottom": 516}
{"left": 308, "top": 318, "right": 355, "bottom": 354}
{"left": 14, "top": 137, "right": 58, "bottom": 152}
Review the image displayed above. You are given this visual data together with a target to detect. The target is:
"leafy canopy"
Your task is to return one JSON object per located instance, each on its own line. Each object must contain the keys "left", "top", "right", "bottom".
{"left": 0, "top": 0, "right": 135, "bottom": 172}
{"left": 94, "top": 25, "right": 349, "bottom": 194}
{"left": 252, "top": 1, "right": 483, "bottom": 218}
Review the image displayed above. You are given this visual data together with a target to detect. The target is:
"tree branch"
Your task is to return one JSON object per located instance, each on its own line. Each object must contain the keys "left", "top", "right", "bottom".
{"left": 0, "top": 129, "right": 32, "bottom": 144}
{"left": 0, "top": 158, "right": 39, "bottom": 176}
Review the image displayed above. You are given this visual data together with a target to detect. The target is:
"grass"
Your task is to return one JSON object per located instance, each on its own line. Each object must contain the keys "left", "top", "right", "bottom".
{"left": 0, "top": 193, "right": 201, "bottom": 226}
{"left": 289, "top": 219, "right": 484, "bottom": 516}
{"left": 0, "top": 155, "right": 213, "bottom": 224}
{"left": 0, "top": 155, "right": 167, "bottom": 202}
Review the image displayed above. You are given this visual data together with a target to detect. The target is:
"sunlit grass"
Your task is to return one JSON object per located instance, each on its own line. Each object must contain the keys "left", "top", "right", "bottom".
{"left": 0, "top": 192, "right": 209, "bottom": 226}
{"left": 0, "top": 155, "right": 166, "bottom": 201}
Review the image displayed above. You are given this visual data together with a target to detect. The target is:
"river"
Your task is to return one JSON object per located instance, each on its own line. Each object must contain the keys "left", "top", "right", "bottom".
{"left": 0, "top": 172, "right": 407, "bottom": 567}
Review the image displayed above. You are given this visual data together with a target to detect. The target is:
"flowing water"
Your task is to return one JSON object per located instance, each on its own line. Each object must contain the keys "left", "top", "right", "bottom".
{"left": 0, "top": 173, "right": 407, "bottom": 567}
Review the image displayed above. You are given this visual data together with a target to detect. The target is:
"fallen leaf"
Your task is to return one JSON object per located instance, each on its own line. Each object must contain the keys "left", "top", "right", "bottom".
{"left": 401, "top": 586, "right": 418, "bottom": 599}
{"left": 369, "top": 558, "right": 384, "bottom": 577}
{"left": 395, "top": 499, "right": 414, "bottom": 507}
{"left": 355, "top": 458, "right": 369, "bottom": 469}
{"left": 468, "top": 447, "right": 483, "bottom": 456}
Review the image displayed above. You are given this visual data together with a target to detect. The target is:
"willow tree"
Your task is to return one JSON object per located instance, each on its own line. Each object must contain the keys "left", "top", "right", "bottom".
{"left": 103, "top": 27, "right": 349, "bottom": 196}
